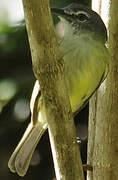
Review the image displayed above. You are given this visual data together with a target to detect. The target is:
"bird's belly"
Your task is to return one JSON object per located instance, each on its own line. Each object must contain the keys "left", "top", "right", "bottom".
{"left": 62, "top": 37, "right": 108, "bottom": 113}
{"left": 65, "top": 58, "right": 106, "bottom": 113}
{"left": 67, "top": 75, "right": 94, "bottom": 113}
{"left": 66, "top": 71, "right": 100, "bottom": 113}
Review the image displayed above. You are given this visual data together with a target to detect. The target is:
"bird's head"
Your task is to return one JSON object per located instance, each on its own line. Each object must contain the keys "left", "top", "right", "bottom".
{"left": 51, "top": 3, "right": 107, "bottom": 43}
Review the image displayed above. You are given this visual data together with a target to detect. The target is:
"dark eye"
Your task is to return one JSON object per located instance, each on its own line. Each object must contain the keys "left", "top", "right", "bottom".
{"left": 77, "top": 13, "right": 89, "bottom": 22}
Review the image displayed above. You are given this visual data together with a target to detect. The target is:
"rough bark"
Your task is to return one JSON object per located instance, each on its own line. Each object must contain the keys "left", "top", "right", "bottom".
{"left": 87, "top": 92, "right": 97, "bottom": 180}
{"left": 22, "top": 1, "right": 84, "bottom": 180}
{"left": 88, "top": 0, "right": 118, "bottom": 179}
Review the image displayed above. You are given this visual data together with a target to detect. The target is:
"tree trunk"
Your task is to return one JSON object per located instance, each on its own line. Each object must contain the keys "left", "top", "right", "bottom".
{"left": 22, "top": 0, "right": 84, "bottom": 180}
{"left": 87, "top": 0, "right": 118, "bottom": 179}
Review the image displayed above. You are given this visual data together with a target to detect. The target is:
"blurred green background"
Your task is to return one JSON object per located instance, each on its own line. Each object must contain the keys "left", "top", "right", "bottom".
{"left": 0, "top": 0, "right": 91, "bottom": 179}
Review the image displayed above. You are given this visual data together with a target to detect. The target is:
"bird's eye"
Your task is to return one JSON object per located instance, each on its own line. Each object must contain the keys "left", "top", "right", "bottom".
{"left": 77, "top": 11, "right": 89, "bottom": 22}
{"left": 78, "top": 14, "right": 88, "bottom": 22}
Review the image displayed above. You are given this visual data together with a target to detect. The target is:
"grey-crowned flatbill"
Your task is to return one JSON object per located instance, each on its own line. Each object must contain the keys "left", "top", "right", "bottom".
{"left": 8, "top": 3, "right": 109, "bottom": 176}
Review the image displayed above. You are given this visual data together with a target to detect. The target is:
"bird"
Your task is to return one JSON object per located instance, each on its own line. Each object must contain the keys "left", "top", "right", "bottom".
{"left": 8, "top": 3, "right": 109, "bottom": 176}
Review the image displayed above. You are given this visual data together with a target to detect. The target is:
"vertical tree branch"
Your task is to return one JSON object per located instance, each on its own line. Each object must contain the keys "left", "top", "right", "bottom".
{"left": 22, "top": 0, "right": 84, "bottom": 180}
{"left": 87, "top": 91, "right": 97, "bottom": 180}
{"left": 88, "top": 0, "right": 118, "bottom": 179}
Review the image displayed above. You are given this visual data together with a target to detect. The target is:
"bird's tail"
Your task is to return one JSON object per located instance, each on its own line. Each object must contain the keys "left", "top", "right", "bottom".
{"left": 8, "top": 121, "right": 48, "bottom": 176}
{"left": 8, "top": 80, "right": 47, "bottom": 176}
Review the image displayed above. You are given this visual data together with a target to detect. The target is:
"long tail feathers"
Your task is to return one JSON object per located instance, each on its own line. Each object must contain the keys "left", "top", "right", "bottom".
{"left": 8, "top": 122, "right": 48, "bottom": 176}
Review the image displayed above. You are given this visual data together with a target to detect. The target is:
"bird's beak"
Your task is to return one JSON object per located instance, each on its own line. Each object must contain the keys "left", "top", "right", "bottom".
{"left": 51, "top": 7, "right": 66, "bottom": 17}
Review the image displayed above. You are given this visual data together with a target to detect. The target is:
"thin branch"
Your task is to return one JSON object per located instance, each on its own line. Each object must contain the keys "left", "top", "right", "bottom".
{"left": 22, "top": 0, "right": 84, "bottom": 180}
